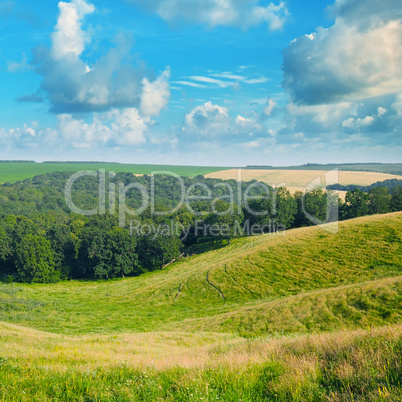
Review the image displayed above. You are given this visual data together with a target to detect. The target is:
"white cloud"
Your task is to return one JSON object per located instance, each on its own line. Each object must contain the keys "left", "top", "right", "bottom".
{"left": 283, "top": 1, "right": 402, "bottom": 105}
{"left": 210, "top": 73, "right": 245, "bottom": 80}
{"left": 181, "top": 101, "right": 267, "bottom": 144}
{"left": 1, "top": 107, "right": 150, "bottom": 151}
{"left": 264, "top": 98, "right": 277, "bottom": 116}
{"left": 172, "top": 81, "right": 206, "bottom": 88}
{"left": 140, "top": 68, "right": 171, "bottom": 117}
{"left": 287, "top": 102, "right": 352, "bottom": 127}
{"left": 392, "top": 94, "right": 402, "bottom": 115}
{"left": 189, "top": 76, "right": 232, "bottom": 88}
{"left": 377, "top": 107, "right": 387, "bottom": 117}
{"left": 127, "top": 0, "right": 289, "bottom": 30}
{"left": 342, "top": 115, "right": 375, "bottom": 128}
{"left": 58, "top": 108, "right": 148, "bottom": 148}
{"left": 328, "top": 0, "right": 402, "bottom": 27}
{"left": 244, "top": 77, "right": 269, "bottom": 84}
{"left": 33, "top": 1, "right": 170, "bottom": 116}
{"left": 183, "top": 102, "right": 230, "bottom": 137}
{"left": 0, "top": 124, "right": 57, "bottom": 149}
{"left": 51, "top": 0, "right": 95, "bottom": 60}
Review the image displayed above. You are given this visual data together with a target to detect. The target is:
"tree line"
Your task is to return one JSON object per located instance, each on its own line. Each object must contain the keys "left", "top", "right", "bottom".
{"left": 0, "top": 171, "right": 401, "bottom": 283}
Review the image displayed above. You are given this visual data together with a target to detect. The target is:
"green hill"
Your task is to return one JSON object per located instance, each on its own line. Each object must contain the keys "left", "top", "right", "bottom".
{"left": 1, "top": 212, "right": 401, "bottom": 336}
{"left": 1, "top": 212, "right": 401, "bottom": 400}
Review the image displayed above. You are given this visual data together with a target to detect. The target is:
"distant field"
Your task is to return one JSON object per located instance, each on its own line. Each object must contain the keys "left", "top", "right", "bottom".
{"left": 206, "top": 169, "right": 402, "bottom": 194}
{"left": 0, "top": 162, "right": 230, "bottom": 183}
{"left": 247, "top": 163, "right": 402, "bottom": 175}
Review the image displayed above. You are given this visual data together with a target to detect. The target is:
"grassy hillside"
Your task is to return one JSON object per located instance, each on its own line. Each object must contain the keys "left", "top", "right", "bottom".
{"left": 0, "top": 162, "right": 230, "bottom": 183}
{"left": 0, "top": 213, "right": 401, "bottom": 336}
{"left": 1, "top": 212, "right": 401, "bottom": 400}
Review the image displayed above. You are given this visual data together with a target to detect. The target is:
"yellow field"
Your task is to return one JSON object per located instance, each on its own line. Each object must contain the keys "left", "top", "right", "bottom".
{"left": 205, "top": 169, "right": 401, "bottom": 189}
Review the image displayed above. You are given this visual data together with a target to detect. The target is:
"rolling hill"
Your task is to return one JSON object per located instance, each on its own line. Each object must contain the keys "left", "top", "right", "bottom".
{"left": 1, "top": 212, "right": 401, "bottom": 400}
{"left": 1, "top": 212, "right": 401, "bottom": 336}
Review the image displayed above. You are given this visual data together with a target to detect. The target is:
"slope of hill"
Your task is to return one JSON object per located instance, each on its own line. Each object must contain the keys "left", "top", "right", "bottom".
{"left": 0, "top": 213, "right": 401, "bottom": 336}
{"left": 1, "top": 212, "right": 401, "bottom": 400}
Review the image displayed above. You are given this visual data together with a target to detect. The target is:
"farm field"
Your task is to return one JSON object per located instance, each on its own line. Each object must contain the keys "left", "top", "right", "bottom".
{"left": 246, "top": 163, "right": 402, "bottom": 175}
{"left": 0, "top": 213, "right": 401, "bottom": 400}
{"left": 0, "top": 162, "right": 231, "bottom": 184}
{"left": 206, "top": 169, "right": 402, "bottom": 196}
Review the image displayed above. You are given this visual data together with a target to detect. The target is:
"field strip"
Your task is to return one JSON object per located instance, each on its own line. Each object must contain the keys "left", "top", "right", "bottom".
{"left": 205, "top": 169, "right": 401, "bottom": 188}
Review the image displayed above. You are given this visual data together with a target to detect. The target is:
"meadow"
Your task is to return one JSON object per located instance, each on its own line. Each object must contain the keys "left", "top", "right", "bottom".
{"left": 0, "top": 212, "right": 401, "bottom": 400}
{"left": 0, "top": 162, "right": 230, "bottom": 184}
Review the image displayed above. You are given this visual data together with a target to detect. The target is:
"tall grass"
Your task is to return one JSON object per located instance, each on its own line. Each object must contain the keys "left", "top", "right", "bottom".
{"left": 0, "top": 325, "right": 401, "bottom": 401}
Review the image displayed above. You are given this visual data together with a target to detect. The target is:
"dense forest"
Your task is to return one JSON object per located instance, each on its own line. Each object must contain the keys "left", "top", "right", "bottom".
{"left": 0, "top": 171, "right": 401, "bottom": 283}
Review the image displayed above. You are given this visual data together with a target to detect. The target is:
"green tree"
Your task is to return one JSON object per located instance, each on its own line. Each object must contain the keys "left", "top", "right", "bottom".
{"left": 137, "top": 220, "right": 182, "bottom": 271}
{"left": 16, "top": 235, "right": 58, "bottom": 283}
{"left": 343, "top": 189, "right": 369, "bottom": 219}
{"left": 107, "top": 227, "right": 139, "bottom": 278}
{"left": 368, "top": 187, "right": 391, "bottom": 215}
{"left": 205, "top": 200, "right": 244, "bottom": 245}
{"left": 0, "top": 226, "right": 11, "bottom": 263}
{"left": 294, "top": 188, "right": 328, "bottom": 227}
{"left": 391, "top": 186, "right": 402, "bottom": 211}
{"left": 274, "top": 187, "right": 297, "bottom": 229}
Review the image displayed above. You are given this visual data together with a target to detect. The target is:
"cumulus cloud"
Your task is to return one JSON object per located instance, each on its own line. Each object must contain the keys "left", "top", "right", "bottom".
{"left": 277, "top": 93, "right": 402, "bottom": 149}
{"left": 282, "top": 0, "right": 402, "bottom": 105}
{"left": 32, "top": 0, "right": 170, "bottom": 116}
{"left": 342, "top": 116, "right": 375, "bottom": 129}
{"left": 328, "top": 0, "right": 402, "bottom": 28}
{"left": 1, "top": 107, "right": 150, "bottom": 151}
{"left": 392, "top": 94, "right": 402, "bottom": 115}
{"left": 0, "top": 124, "right": 57, "bottom": 149}
{"left": 183, "top": 102, "right": 230, "bottom": 137}
{"left": 57, "top": 108, "right": 148, "bottom": 148}
{"left": 181, "top": 101, "right": 267, "bottom": 146}
{"left": 51, "top": 0, "right": 95, "bottom": 60}
{"left": 140, "top": 68, "right": 171, "bottom": 116}
{"left": 128, "top": 0, "right": 289, "bottom": 30}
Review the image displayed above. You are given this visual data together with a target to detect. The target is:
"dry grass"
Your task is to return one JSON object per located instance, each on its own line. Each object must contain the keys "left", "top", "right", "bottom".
{"left": 1, "top": 320, "right": 400, "bottom": 374}
{"left": 0, "top": 322, "right": 239, "bottom": 371}
{"left": 205, "top": 169, "right": 401, "bottom": 188}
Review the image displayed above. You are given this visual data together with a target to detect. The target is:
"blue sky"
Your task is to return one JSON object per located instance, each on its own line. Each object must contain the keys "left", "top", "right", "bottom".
{"left": 0, "top": 0, "right": 401, "bottom": 166}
